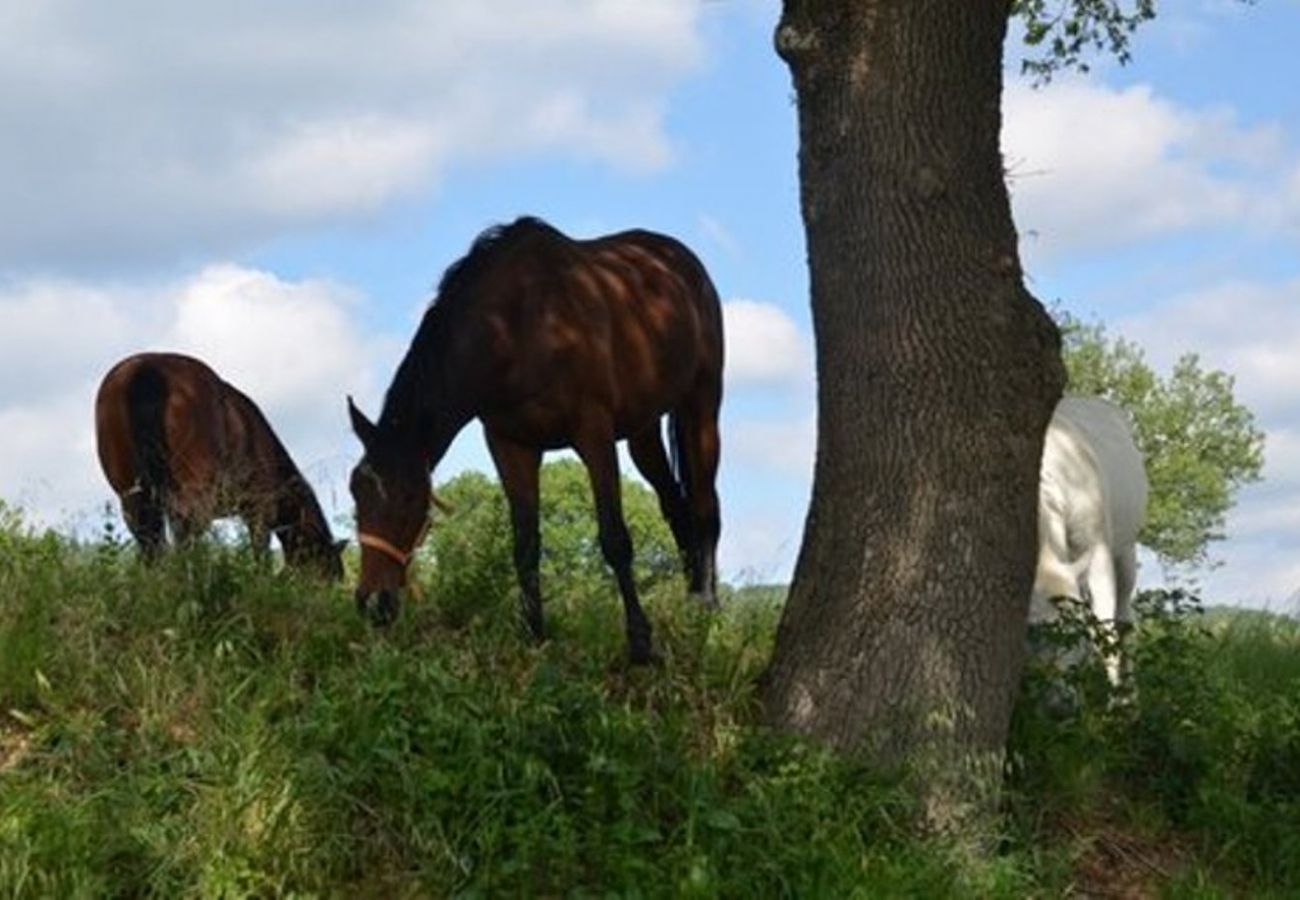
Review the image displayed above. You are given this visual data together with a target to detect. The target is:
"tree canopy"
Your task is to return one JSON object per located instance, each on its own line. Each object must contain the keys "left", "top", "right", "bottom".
{"left": 1059, "top": 314, "right": 1265, "bottom": 569}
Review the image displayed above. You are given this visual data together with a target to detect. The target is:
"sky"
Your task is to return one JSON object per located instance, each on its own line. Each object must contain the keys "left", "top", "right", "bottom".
{"left": 1, "top": 0, "right": 1298, "bottom": 605}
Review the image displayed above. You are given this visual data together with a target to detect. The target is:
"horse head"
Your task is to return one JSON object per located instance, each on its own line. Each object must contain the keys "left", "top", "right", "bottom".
{"left": 347, "top": 396, "right": 434, "bottom": 627}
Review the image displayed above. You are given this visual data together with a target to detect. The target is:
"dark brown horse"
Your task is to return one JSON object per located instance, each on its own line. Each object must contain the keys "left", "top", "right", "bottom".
{"left": 348, "top": 216, "right": 723, "bottom": 662}
{"left": 96, "top": 352, "right": 344, "bottom": 579}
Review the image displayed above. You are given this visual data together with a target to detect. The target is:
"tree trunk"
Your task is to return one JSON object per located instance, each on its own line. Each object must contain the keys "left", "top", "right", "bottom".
{"left": 761, "top": 0, "right": 1065, "bottom": 831}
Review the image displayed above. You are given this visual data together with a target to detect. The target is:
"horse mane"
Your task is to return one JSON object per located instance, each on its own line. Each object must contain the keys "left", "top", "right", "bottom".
{"left": 435, "top": 216, "right": 560, "bottom": 311}
{"left": 377, "top": 216, "right": 564, "bottom": 432}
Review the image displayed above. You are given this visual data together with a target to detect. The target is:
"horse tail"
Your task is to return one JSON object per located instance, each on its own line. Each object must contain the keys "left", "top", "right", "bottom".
{"left": 126, "top": 363, "right": 173, "bottom": 517}
{"left": 672, "top": 240, "right": 723, "bottom": 504}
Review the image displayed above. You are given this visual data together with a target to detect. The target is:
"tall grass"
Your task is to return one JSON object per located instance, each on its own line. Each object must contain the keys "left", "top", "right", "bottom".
{"left": 0, "top": 513, "right": 1011, "bottom": 898}
{"left": 2, "top": 504, "right": 1298, "bottom": 896}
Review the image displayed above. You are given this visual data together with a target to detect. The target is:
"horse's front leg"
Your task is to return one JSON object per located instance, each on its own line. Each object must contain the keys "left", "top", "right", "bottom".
{"left": 485, "top": 430, "right": 545, "bottom": 643}
{"left": 1084, "top": 541, "right": 1124, "bottom": 685}
{"left": 245, "top": 514, "right": 272, "bottom": 570}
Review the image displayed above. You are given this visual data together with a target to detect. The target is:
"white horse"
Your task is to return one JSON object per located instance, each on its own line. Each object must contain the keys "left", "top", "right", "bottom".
{"left": 1031, "top": 396, "right": 1148, "bottom": 682}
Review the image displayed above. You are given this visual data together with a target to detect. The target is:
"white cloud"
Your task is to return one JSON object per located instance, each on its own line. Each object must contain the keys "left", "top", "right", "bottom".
{"left": 166, "top": 266, "right": 375, "bottom": 436}
{"left": 244, "top": 117, "right": 446, "bottom": 220}
{"left": 0, "top": 1, "right": 704, "bottom": 269}
{"left": 718, "top": 512, "right": 803, "bottom": 585}
{"left": 725, "top": 415, "right": 816, "bottom": 478}
{"left": 723, "top": 299, "right": 812, "bottom": 388}
{"left": 0, "top": 280, "right": 151, "bottom": 405}
{"left": 1124, "top": 277, "right": 1300, "bottom": 425}
{"left": 0, "top": 391, "right": 103, "bottom": 526}
{"left": 1002, "top": 79, "right": 1292, "bottom": 260}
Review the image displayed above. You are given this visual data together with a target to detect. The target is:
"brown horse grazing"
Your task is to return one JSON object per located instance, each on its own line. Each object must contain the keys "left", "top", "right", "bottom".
{"left": 96, "top": 352, "right": 344, "bottom": 579}
{"left": 348, "top": 216, "right": 724, "bottom": 663}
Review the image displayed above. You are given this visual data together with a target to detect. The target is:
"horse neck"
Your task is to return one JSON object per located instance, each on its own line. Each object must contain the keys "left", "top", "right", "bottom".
{"left": 246, "top": 418, "right": 330, "bottom": 544}
{"left": 380, "top": 305, "right": 474, "bottom": 472}
{"left": 274, "top": 473, "right": 332, "bottom": 546}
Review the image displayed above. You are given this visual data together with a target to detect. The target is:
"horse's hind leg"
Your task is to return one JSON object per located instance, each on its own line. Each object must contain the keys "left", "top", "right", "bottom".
{"left": 673, "top": 386, "right": 721, "bottom": 607}
{"left": 1113, "top": 542, "right": 1139, "bottom": 683}
{"left": 574, "top": 425, "right": 654, "bottom": 664}
{"left": 1084, "top": 542, "right": 1123, "bottom": 684}
{"left": 121, "top": 488, "right": 165, "bottom": 563}
{"left": 628, "top": 424, "right": 694, "bottom": 566}
{"left": 486, "top": 430, "right": 545, "bottom": 644}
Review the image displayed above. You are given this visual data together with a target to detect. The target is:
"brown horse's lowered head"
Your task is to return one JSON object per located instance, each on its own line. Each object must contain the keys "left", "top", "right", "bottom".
{"left": 275, "top": 478, "right": 348, "bottom": 583}
{"left": 347, "top": 396, "right": 433, "bottom": 627}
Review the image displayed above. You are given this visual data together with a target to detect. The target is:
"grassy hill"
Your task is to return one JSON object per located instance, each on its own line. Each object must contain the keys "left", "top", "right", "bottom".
{"left": 2, "top": 507, "right": 1299, "bottom": 896}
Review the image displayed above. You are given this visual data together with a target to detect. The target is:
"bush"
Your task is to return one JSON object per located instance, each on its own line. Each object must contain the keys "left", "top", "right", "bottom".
{"left": 422, "top": 460, "right": 682, "bottom": 629}
{"left": 1008, "top": 589, "right": 1300, "bottom": 890}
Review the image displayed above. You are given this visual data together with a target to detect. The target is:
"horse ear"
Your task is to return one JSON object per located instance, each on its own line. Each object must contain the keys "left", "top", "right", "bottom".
{"left": 347, "top": 396, "right": 378, "bottom": 448}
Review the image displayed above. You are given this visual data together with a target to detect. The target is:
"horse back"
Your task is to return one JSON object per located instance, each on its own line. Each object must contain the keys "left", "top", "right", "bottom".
{"left": 1042, "top": 396, "right": 1147, "bottom": 550}
{"left": 469, "top": 225, "right": 723, "bottom": 439}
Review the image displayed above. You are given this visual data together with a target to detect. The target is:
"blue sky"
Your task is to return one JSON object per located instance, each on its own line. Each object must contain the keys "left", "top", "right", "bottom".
{"left": 2, "top": 1, "right": 1298, "bottom": 603}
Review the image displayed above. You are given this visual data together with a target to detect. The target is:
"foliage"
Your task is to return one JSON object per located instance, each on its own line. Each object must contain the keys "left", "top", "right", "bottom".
{"left": 1014, "top": 0, "right": 1156, "bottom": 81}
{"left": 3, "top": 510, "right": 1298, "bottom": 895}
{"left": 1058, "top": 314, "right": 1265, "bottom": 568}
{"left": 420, "top": 459, "right": 681, "bottom": 627}
{"left": 1009, "top": 590, "right": 1300, "bottom": 891}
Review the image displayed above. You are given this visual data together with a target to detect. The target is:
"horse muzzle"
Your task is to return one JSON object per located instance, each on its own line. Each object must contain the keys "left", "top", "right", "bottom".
{"left": 356, "top": 588, "right": 402, "bottom": 628}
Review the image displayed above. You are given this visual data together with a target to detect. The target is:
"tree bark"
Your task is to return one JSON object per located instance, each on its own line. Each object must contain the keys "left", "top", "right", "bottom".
{"left": 761, "top": 0, "right": 1065, "bottom": 831}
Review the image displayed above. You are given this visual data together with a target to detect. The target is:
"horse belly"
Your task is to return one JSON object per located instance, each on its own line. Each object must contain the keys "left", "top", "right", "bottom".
{"left": 480, "top": 397, "right": 576, "bottom": 450}
{"left": 609, "top": 329, "right": 700, "bottom": 433}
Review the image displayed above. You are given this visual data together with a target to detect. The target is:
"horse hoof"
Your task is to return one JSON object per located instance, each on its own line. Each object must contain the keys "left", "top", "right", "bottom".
{"left": 629, "top": 644, "right": 660, "bottom": 667}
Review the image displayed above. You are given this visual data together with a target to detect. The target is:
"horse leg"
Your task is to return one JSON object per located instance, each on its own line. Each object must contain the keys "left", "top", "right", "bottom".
{"left": 121, "top": 488, "right": 165, "bottom": 563}
{"left": 1113, "top": 541, "right": 1139, "bottom": 683}
{"left": 169, "top": 516, "right": 198, "bottom": 546}
{"left": 485, "top": 431, "right": 545, "bottom": 644}
{"left": 574, "top": 427, "right": 654, "bottom": 664}
{"left": 246, "top": 514, "right": 272, "bottom": 570}
{"left": 1083, "top": 541, "right": 1122, "bottom": 684}
{"left": 1114, "top": 542, "right": 1138, "bottom": 623}
{"left": 673, "top": 386, "right": 722, "bottom": 607}
{"left": 627, "top": 425, "right": 694, "bottom": 569}
{"left": 167, "top": 499, "right": 205, "bottom": 548}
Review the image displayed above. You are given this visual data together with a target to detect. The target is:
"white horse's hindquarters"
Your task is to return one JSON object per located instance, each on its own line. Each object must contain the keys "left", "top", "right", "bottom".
{"left": 1031, "top": 396, "right": 1148, "bottom": 624}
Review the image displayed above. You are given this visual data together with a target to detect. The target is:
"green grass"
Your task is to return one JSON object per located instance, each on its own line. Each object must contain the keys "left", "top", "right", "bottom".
{"left": 2, "top": 506, "right": 1298, "bottom": 897}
